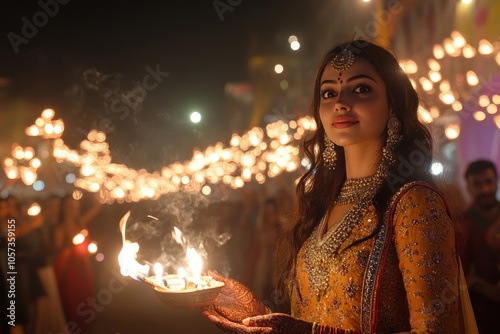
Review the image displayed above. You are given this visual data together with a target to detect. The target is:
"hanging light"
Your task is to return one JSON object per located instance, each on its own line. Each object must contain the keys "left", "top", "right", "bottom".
{"left": 463, "top": 44, "right": 476, "bottom": 58}
{"left": 444, "top": 124, "right": 460, "bottom": 140}
{"left": 452, "top": 101, "right": 462, "bottom": 112}
{"left": 478, "top": 95, "right": 490, "bottom": 108}
{"left": 451, "top": 31, "right": 466, "bottom": 48}
{"left": 473, "top": 111, "right": 486, "bottom": 121}
{"left": 419, "top": 77, "right": 433, "bottom": 91}
{"left": 466, "top": 71, "right": 479, "bottom": 86}
{"left": 443, "top": 38, "right": 458, "bottom": 56}
{"left": 494, "top": 115, "right": 500, "bottom": 129}
{"left": 400, "top": 60, "right": 418, "bottom": 74}
{"left": 433, "top": 44, "right": 445, "bottom": 59}
{"left": 487, "top": 104, "right": 498, "bottom": 115}
{"left": 439, "top": 80, "right": 450, "bottom": 92}
{"left": 428, "top": 59, "right": 441, "bottom": 71}
{"left": 418, "top": 106, "right": 433, "bottom": 123}
{"left": 429, "top": 71, "right": 442, "bottom": 82}
{"left": 478, "top": 39, "right": 493, "bottom": 55}
{"left": 439, "top": 92, "right": 455, "bottom": 104}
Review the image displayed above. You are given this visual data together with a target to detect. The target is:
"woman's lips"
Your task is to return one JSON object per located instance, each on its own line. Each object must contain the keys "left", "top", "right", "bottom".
{"left": 332, "top": 116, "right": 359, "bottom": 129}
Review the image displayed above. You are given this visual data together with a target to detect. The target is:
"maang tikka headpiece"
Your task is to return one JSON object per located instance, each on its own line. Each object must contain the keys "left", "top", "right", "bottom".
{"left": 331, "top": 45, "right": 355, "bottom": 71}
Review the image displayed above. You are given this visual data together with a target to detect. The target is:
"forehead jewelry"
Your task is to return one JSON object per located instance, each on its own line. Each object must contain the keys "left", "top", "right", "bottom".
{"left": 331, "top": 46, "right": 355, "bottom": 72}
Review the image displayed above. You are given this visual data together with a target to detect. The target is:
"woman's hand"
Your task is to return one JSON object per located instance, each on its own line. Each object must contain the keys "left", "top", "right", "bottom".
{"left": 201, "top": 270, "right": 271, "bottom": 333}
{"left": 203, "top": 311, "right": 313, "bottom": 334}
{"left": 243, "top": 313, "right": 312, "bottom": 334}
{"left": 202, "top": 312, "right": 272, "bottom": 334}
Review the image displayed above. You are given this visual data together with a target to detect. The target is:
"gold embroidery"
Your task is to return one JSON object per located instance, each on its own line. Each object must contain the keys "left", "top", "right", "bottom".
{"left": 292, "top": 185, "right": 460, "bottom": 333}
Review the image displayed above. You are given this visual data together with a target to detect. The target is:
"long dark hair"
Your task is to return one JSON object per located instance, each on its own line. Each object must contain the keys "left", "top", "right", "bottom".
{"left": 274, "top": 40, "right": 435, "bottom": 310}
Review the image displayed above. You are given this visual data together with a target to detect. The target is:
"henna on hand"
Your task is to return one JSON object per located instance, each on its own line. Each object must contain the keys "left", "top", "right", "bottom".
{"left": 245, "top": 313, "right": 312, "bottom": 334}
{"left": 207, "top": 270, "right": 270, "bottom": 322}
{"left": 202, "top": 312, "right": 271, "bottom": 334}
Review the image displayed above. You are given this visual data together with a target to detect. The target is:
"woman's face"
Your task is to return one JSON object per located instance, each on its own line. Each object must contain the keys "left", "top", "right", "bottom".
{"left": 319, "top": 58, "right": 390, "bottom": 150}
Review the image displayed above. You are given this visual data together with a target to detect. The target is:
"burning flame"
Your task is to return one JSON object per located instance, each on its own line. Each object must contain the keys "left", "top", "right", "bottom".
{"left": 117, "top": 213, "right": 207, "bottom": 290}
{"left": 118, "top": 211, "right": 150, "bottom": 280}
{"left": 154, "top": 263, "right": 164, "bottom": 286}
{"left": 172, "top": 226, "right": 185, "bottom": 245}
{"left": 187, "top": 247, "right": 202, "bottom": 286}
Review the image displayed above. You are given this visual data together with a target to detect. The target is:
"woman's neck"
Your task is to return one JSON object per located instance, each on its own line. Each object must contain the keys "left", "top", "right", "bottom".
{"left": 344, "top": 141, "right": 383, "bottom": 179}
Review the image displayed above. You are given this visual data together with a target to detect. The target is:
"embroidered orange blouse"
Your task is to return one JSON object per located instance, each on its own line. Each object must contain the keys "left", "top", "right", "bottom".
{"left": 291, "top": 184, "right": 460, "bottom": 333}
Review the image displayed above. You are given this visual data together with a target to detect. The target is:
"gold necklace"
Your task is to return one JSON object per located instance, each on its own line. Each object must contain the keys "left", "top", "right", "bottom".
{"left": 333, "top": 174, "right": 377, "bottom": 206}
{"left": 304, "top": 177, "right": 383, "bottom": 300}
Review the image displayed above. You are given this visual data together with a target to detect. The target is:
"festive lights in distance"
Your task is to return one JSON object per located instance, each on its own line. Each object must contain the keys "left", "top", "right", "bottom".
{"left": 26, "top": 108, "right": 64, "bottom": 139}
{"left": 7, "top": 33, "right": 500, "bottom": 196}
{"left": 431, "top": 162, "right": 444, "bottom": 176}
{"left": 18, "top": 109, "right": 317, "bottom": 202}
{"left": 190, "top": 111, "right": 202, "bottom": 124}
{"left": 27, "top": 202, "right": 41, "bottom": 216}
{"left": 444, "top": 123, "right": 460, "bottom": 140}
{"left": 288, "top": 35, "right": 300, "bottom": 51}
{"left": 3, "top": 144, "right": 41, "bottom": 186}
{"left": 405, "top": 32, "right": 500, "bottom": 134}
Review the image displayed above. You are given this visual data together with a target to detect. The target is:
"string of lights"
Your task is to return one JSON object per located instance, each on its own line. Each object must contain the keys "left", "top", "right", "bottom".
{"left": 3, "top": 33, "right": 499, "bottom": 203}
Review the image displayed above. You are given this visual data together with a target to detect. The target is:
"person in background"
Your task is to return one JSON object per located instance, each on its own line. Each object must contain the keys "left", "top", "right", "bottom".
{"left": 460, "top": 159, "right": 500, "bottom": 333}
{"left": 54, "top": 194, "right": 102, "bottom": 333}
{"left": 244, "top": 198, "right": 284, "bottom": 301}
{"left": 1, "top": 196, "right": 44, "bottom": 334}
{"left": 32, "top": 195, "right": 67, "bottom": 334}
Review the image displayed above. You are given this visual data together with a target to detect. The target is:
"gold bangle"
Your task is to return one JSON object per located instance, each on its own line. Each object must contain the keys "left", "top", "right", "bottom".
{"left": 312, "top": 322, "right": 318, "bottom": 334}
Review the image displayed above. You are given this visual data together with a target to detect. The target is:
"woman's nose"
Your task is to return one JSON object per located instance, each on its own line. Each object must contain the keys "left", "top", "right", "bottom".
{"left": 335, "top": 94, "right": 351, "bottom": 112}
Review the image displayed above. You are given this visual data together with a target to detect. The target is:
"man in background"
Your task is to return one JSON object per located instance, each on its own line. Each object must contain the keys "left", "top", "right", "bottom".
{"left": 461, "top": 159, "right": 500, "bottom": 333}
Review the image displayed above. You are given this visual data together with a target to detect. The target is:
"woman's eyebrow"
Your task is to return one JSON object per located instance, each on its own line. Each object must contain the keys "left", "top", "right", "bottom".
{"left": 347, "top": 74, "right": 377, "bottom": 83}
{"left": 320, "top": 74, "right": 377, "bottom": 86}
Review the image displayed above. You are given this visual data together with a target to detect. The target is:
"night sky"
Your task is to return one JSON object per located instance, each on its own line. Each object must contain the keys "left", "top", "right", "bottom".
{"left": 1, "top": 0, "right": 310, "bottom": 168}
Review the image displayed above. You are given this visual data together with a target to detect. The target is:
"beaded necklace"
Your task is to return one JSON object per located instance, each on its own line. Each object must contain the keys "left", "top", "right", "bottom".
{"left": 304, "top": 172, "right": 383, "bottom": 301}
{"left": 333, "top": 175, "right": 378, "bottom": 206}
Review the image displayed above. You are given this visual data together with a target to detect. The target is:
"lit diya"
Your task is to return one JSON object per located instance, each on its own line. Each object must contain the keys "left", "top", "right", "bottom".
{"left": 151, "top": 273, "right": 224, "bottom": 308}
{"left": 118, "top": 211, "right": 224, "bottom": 309}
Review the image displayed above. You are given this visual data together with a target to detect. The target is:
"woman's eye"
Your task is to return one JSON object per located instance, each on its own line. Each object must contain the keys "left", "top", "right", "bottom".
{"left": 354, "top": 85, "right": 371, "bottom": 93}
{"left": 321, "top": 90, "right": 336, "bottom": 99}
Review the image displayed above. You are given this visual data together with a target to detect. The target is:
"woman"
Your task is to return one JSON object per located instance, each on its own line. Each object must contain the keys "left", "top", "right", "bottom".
{"left": 202, "top": 40, "right": 477, "bottom": 333}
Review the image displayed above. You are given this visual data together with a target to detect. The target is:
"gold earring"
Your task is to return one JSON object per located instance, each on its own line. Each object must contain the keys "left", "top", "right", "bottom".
{"left": 382, "top": 114, "right": 402, "bottom": 166}
{"left": 323, "top": 134, "right": 337, "bottom": 170}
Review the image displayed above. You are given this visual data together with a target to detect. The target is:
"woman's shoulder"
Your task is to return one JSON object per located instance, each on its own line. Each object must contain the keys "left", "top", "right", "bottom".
{"left": 394, "top": 181, "right": 440, "bottom": 198}
{"left": 387, "top": 181, "right": 447, "bottom": 215}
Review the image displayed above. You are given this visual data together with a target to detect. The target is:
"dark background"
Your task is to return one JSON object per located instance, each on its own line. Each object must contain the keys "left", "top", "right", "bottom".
{"left": 1, "top": 0, "right": 311, "bottom": 168}
{"left": 1, "top": 1, "right": 311, "bottom": 333}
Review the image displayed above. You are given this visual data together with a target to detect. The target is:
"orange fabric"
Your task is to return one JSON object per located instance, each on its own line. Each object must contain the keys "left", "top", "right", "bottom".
{"left": 291, "top": 185, "right": 460, "bottom": 333}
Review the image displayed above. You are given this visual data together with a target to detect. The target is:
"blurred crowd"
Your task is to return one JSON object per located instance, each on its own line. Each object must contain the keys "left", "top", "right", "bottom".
{"left": 0, "top": 192, "right": 102, "bottom": 334}
{"left": 1, "top": 161, "right": 499, "bottom": 333}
